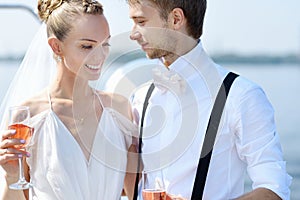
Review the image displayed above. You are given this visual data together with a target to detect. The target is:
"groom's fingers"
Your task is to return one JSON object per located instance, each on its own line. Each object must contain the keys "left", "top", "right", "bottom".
{"left": 166, "top": 194, "right": 186, "bottom": 200}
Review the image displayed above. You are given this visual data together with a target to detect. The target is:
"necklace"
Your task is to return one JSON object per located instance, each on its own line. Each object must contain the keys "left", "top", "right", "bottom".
{"left": 48, "top": 88, "right": 98, "bottom": 126}
{"left": 74, "top": 89, "right": 97, "bottom": 125}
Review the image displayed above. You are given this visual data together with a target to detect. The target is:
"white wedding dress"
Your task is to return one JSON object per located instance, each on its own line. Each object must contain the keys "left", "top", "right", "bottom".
{"left": 26, "top": 92, "right": 136, "bottom": 200}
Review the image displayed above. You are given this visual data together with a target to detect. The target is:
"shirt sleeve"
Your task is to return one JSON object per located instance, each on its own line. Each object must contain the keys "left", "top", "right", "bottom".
{"left": 234, "top": 83, "right": 292, "bottom": 200}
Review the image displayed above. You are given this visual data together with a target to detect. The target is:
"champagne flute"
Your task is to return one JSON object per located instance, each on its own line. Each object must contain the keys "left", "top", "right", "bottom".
{"left": 142, "top": 170, "right": 166, "bottom": 200}
{"left": 8, "top": 106, "right": 33, "bottom": 190}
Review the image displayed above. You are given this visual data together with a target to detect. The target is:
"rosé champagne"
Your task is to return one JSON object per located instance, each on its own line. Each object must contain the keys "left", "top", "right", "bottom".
{"left": 9, "top": 124, "right": 33, "bottom": 149}
{"left": 142, "top": 189, "right": 166, "bottom": 200}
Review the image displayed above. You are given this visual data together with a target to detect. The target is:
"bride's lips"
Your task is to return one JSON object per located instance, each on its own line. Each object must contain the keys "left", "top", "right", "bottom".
{"left": 84, "top": 64, "right": 101, "bottom": 71}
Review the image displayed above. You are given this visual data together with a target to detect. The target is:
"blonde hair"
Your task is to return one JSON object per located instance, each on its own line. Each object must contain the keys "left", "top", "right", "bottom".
{"left": 38, "top": 0, "right": 103, "bottom": 41}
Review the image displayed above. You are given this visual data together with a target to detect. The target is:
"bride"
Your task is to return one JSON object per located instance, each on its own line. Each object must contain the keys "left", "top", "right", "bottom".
{"left": 0, "top": 0, "right": 137, "bottom": 199}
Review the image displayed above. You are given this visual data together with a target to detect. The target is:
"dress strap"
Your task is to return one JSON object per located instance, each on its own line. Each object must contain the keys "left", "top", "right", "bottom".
{"left": 47, "top": 88, "right": 53, "bottom": 110}
{"left": 94, "top": 90, "right": 105, "bottom": 109}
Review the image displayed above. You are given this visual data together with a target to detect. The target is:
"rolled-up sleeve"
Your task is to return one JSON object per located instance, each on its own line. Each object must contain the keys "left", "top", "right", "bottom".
{"left": 235, "top": 85, "right": 292, "bottom": 200}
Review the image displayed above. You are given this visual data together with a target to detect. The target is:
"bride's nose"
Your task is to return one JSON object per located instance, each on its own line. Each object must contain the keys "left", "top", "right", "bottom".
{"left": 91, "top": 45, "right": 108, "bottom": 62}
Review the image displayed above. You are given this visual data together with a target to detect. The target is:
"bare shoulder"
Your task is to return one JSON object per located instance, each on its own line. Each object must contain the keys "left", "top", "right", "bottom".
{"left": 96, "top": 91, "right": 132, "bottom": 121}
{"left": 21, "top": 89, "right": 49, "bottom": 117}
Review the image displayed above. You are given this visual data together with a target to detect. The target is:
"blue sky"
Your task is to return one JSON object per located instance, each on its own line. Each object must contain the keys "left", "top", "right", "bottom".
{"left": 0, "top": 0, "right": 300, "bottom": 56}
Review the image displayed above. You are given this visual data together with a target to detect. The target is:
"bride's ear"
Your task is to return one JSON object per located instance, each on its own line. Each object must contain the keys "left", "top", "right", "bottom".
{"left": 48, "top": 37, "right": 63, "bottom": 56}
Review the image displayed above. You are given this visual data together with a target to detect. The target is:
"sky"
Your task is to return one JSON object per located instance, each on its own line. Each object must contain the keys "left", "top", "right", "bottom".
{"left": 0, "top": 0, "right": 300, "bottom": 56}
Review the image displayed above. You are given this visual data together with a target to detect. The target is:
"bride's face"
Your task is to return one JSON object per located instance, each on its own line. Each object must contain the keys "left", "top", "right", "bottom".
{"left": 60, "top": 14, "right": 110, "bottom": 80}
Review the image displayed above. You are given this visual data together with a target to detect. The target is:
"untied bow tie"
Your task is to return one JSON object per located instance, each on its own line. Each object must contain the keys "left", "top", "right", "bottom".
{"left": 152, "top": 67, "right": 186, "bottom": 94}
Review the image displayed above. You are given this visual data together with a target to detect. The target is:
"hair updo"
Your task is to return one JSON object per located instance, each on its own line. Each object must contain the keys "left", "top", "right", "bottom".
{"left": 37, "top": 0, "right": 103, "bottom": 41}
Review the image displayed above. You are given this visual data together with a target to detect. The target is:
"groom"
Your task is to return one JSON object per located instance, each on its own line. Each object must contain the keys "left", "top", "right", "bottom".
{"left": 126, "top": 0, "right": 291, "bottom": 199}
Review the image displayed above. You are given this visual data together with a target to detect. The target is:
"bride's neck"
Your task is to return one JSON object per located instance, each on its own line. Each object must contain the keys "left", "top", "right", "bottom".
{"left": 50, "top": 69, "right": 90, "bottom": 100}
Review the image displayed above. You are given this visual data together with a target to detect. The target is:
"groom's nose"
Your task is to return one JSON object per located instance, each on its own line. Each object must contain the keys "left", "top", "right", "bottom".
{"left": 130, "top": 31, "right": 141, "bottom": 41}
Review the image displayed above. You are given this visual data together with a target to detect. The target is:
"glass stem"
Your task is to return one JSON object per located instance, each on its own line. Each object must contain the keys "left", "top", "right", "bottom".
{"left": 18, "top": 157, "right": 26, "bottom": 183}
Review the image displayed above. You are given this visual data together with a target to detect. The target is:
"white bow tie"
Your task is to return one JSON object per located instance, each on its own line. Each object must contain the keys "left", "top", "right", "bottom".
{"left": 152, "top": 67, "right": 186, "bottom": 94}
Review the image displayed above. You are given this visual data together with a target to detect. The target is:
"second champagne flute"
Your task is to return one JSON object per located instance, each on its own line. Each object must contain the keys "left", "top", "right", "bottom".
{"left": 142, "top": 170, "right": 166, "bottom": 200}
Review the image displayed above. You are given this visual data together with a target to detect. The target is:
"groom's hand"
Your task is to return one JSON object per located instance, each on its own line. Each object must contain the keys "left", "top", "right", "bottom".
{"left": 166, "top": 194, "right": 187, "bottom": 200}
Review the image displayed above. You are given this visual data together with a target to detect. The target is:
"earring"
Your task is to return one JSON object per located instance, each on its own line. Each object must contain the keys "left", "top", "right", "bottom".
{"left": 56, "top": 56, "right": 62, "bottom": 62}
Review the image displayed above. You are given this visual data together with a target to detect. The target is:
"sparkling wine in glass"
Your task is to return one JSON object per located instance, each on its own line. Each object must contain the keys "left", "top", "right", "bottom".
{"left": 142, "top": 170, "right": 166, "bottom": 200}
{"left": 8, "top": 106, "right": 33, "bottom": 190}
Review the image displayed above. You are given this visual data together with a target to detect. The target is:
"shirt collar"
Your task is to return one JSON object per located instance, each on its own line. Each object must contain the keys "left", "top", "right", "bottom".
{"left": 160, "top": 40, "right": 204, "bottom": 74}
{"left": 153, "top": 41, "right": 204, "bottom": 94}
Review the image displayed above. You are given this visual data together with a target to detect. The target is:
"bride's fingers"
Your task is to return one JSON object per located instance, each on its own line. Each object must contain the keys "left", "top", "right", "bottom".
{"left": 0, "top": 151, "right": 23, "bottom": 164}
{"left": 1, "top": 129, "right": 16, "bottom": 140}
{"left": 0, "top": 148, "right": 29, "bottom": 162}
{"left": 0, "top": 138, "right": 25, "bottom": 149}
{"left": 5, "top": 148, "right": 29, "bottom": 156}
{"left": 0, "top": 146, "right": 30, "bottom": 157}
{"left": 0, "top": 148, "right": 8, "bottom": 155}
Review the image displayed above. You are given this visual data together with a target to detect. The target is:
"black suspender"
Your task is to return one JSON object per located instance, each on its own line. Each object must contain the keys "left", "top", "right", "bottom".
{"left": 133, "top": 83, "right": 155, "bottom": 200}
{"left": 191, "top": 72, "right": 239, "bottom": 199}
{"left": 133, "top": 72, "right": 239, "bottom": 200}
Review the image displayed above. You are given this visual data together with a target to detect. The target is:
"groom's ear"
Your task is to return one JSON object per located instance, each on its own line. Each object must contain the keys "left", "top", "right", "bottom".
{"left": 48, "top": 37, "right": 63, "bottom": 56}
{"left": 169, "top": 8, "right": 186, "bottom": 30}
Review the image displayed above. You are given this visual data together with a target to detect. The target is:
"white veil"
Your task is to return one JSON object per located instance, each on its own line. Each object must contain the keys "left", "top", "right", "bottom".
{"left": 0, "top": 23, "right": 56, "bottom": 194}
{"left": 0, "top": 23, "right": 56, "bottom": 129}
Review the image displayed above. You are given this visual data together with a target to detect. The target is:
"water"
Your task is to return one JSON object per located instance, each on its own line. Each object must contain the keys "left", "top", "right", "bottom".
{"left": 1, "top": 61, "right": 299, "bottom": 199}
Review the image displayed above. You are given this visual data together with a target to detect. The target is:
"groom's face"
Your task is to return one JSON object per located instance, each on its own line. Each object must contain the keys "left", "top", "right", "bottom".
{"left": 128, "top": 1, "right": 175, "bottom": 60}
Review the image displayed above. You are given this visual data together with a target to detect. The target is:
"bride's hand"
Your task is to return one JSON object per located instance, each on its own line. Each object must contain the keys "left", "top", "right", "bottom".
{"left": 0, "top": 129, "right": 30, "bottom": 176}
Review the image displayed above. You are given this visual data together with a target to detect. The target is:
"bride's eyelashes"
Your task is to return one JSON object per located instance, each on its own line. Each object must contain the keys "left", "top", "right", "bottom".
{"left": 81, "top": 45, "right": 93, "bottom": 50}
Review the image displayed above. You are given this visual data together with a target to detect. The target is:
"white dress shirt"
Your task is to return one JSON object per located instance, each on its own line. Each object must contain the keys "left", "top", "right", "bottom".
{"left": 132, "top": 42, "right": 292, "bottom": 200}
